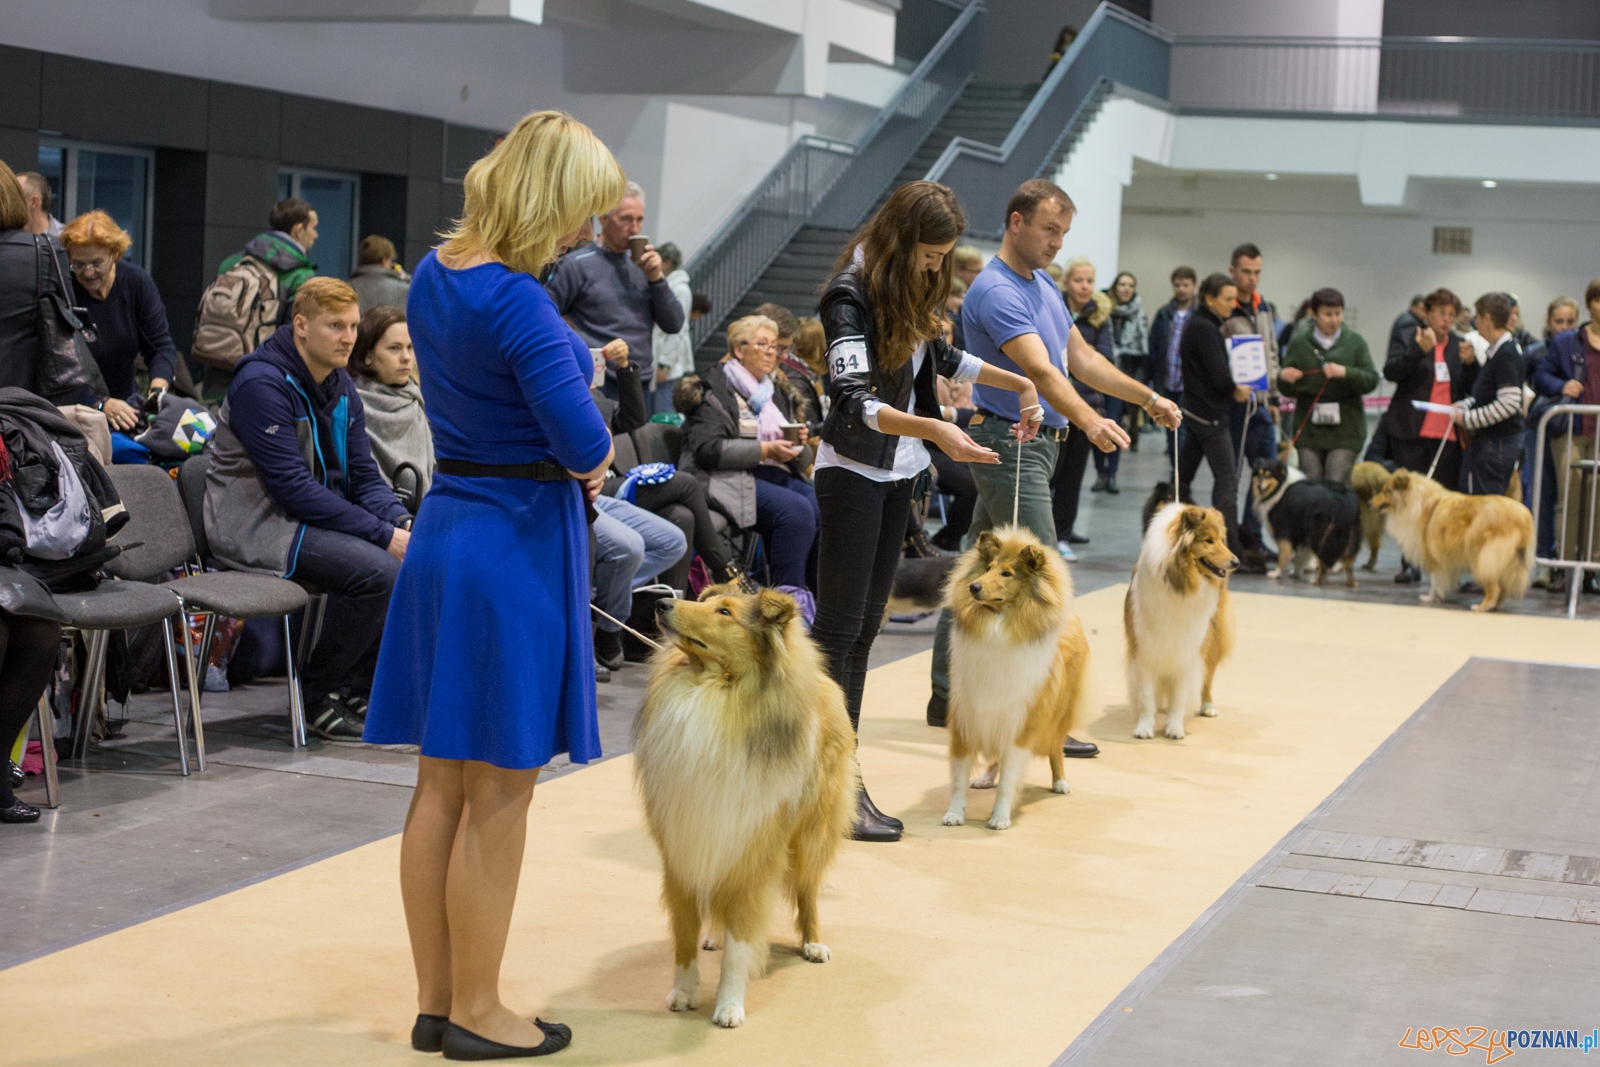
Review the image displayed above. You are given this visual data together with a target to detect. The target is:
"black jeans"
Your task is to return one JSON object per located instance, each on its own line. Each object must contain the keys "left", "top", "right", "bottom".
{"left": 929, "top": 444, "right": 977, "bottom": 549}
{"left": 1463, "top": 430, "right": 1524, "bottom": 496}
{"left": 0, "top": 613, "right": 61, "bottom": 806}
{"left": 812, "top": 467, "right": 915, "bottom": 730}
{"left": 290, "top": 525, "right": 401, "bottom": 700}
{"left": 1390, "top": 435, "right": 1462, "bottom": 492}
{"left": 1052, "top": 425, "right": 1092, "bottom": 542}
{"left": 1178, "top": 418, "right": 1242, "bottom": 553}
{"left": 630, "top": 472, "right": 730, "bottom": 586}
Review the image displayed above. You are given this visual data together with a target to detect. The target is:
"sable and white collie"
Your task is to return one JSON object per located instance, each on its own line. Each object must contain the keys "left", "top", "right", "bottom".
{"left": 1368, "top": 469, "right": 1534, "bottom": 611}
{"left": 633, "top": 587, "right": 857, "bottom": 1029}
{"left": 1126, "top": 503, "right": 1238, "bottom": 740}
{"left": 940, "top": 527, "right": 1090, "bottom": 831}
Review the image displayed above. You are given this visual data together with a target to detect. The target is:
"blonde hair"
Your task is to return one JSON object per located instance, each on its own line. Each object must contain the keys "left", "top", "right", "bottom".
{"left": 1062, "top": 255, "right": 1094, "bottom": 279}
{"left": 0, "top": 161, "right": 28, "bottom": 231}
{"left": 725, "top": 314, "right": 778, "bottom": 354}
{"left": 952, "top": 245, "right": 983, "bottom": 271}
{"left": 793, "top": 316, "right": 826, "bottom": 376}
{"left": 60, "top": 209, "right": 133, "bottom": 259}
{"left": 440, "top": 110, "right": 626, "bottom": 276}
{"left": 292, "top": 276, "right": 360, "bottom": 320}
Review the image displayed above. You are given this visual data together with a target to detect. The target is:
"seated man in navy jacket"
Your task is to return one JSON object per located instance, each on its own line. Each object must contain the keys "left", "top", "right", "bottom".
{"left": 204, "top": 277, "right": 412, "bottom": 740}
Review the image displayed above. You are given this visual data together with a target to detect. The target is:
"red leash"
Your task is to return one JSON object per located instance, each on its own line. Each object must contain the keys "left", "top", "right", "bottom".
{"left": 1286, "top": 375, "right": 1330, "bottom": 452}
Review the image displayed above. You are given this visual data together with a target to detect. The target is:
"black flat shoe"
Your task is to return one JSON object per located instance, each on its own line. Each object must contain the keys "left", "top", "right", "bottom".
{"left": 1395, "top": 564, "right": 1420, "bottom": 585}
{"left": 849, "top": 790, "right": 901, "bottom": 842}
{"left": 926, "top": 693, "right": 947, "bottom": 728}
{"left": 442, "top": 1019, "right": 571, "bottom": 1060}
{"left": 859, "top": 787, "right": 903, "bottom": 831}
{"left": 1105, "top": 478, "right": 1120, "bottom": 495}
{"left": 1066, "top": 532, "right": 1090, "bottom": 545}
{"left": 0, "top": 800, "right": 41, "bottom": 824}
{"left": 8, "top": 759, "right": 23, "bottom": 789}
{"left": 414, "top": 1013, "right": 449, "bottom": 1052}
{"left": 1062, "top": 736, "right": 1099, "bottom": 758}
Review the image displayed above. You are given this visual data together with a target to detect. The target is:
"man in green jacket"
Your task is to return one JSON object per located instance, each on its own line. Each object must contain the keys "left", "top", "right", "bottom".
{"left": 217, "top": 197, "right": 319, "bottom": 322}
{"left": 1278, "top": 287, "right": 1379, "bottom": 485}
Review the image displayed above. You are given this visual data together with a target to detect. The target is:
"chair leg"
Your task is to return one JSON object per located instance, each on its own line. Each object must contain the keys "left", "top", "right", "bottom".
{"left": 34, "top": 696, "right": 59, "bottom": 810}
{"left": 160, "top": 618, "right": 193, "bottom": 776}
{"left": 176, "top": 605, "right": 208, "bottom": 772}
{"left": 294, "top": 595, "right": 328, "bottom": 673}
{"left": 72, "top": 630, "right": 109, "bottom": 761}
{"left": 283, "top": 614, "right": 307, "bottom": 749}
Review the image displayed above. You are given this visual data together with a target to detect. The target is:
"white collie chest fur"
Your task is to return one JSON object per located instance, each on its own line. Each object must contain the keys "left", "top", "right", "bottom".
{"left": 634, "top": 678, "right": 815, "bottom": 896}
{"left": 1130, "top": 540, "right": 1220, "bottom": 672}
{"left": 950, "top": 612, "right": 1063, "bottom": 757}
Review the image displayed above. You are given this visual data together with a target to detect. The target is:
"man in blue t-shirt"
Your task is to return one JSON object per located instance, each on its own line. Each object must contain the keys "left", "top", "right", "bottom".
{"left": 927, "top": 179, "right": 1184, "bottom": 747}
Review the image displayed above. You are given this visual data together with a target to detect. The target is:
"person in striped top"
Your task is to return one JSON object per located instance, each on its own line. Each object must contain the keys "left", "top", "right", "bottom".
{"left": 1451, "top": 292, "right": 1527, "bottom": 496}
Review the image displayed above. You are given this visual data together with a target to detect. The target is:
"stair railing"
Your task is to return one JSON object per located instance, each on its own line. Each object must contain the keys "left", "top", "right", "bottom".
{"left": 684, "top": 1, "right": 985, "bottom": 352}
{"left": 926, "top": 2, "right": 1171, "bottom": 238}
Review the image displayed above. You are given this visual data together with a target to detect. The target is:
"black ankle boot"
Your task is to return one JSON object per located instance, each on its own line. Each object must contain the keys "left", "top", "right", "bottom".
{"left": 1090, "top": 476, "right": 1109, "bottom": 492}
{"left": 594, "top": 627, "right": 624, "bottom": 671}
{"left": 1105, "top": 475, "right": 1119, "bottom": 494}
{"left": 850, "top": 787, "right": 901, "bottom": 842}
{"left": 860, "top": 787, "right": 903, "bottom": 831}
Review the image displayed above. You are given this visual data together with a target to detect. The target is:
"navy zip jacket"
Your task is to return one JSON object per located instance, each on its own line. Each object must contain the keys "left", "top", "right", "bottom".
{"left": 204, "top": 324, "right": 407, "bottom": 575}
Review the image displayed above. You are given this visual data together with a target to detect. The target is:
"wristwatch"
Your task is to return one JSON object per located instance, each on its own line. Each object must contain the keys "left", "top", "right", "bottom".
{"left": 1142, "top": 390, "right": 1160, "bottom": 414}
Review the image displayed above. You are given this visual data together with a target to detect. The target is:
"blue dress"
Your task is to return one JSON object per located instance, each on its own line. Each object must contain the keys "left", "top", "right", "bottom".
{"left": 362, "top": 253, "right": 612, "bottom": 769}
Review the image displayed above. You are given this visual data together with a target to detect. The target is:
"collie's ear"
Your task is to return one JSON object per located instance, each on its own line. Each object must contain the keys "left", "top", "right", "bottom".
{"left": 1388, "top": 470, "right": 1411, "bottom": 491}
{"left": 1179, "top": 505, "right": 1210, "bottom": 532}
{"left": 754, "top": 588, "right": 797, "bottom": 630}
{"left": 1017, "top": 544, "right": 1051, "bottom": 573}
{"left": 975, "top": 530, "right": 1001, "bottom": 562}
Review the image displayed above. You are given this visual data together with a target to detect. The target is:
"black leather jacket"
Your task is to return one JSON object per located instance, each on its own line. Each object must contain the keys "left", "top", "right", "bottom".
{"left": 818, "top": 269, "right": 967, "bottom": 470}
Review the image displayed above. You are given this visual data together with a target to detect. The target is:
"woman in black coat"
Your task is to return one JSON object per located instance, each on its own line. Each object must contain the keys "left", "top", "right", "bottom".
{"left": 1381, "top": 287, "right": 1470, "bottom": 492}
{"left": 0, "top": 161, "right": 94, "bottom": 405}
{"left": 1176, "top": 273, "right": 1248, "bottom": 555}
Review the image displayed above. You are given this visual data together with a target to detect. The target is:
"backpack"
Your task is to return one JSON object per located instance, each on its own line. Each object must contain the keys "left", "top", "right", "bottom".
{"left": 191, "top": 254, "right": 280, "bottom": 370}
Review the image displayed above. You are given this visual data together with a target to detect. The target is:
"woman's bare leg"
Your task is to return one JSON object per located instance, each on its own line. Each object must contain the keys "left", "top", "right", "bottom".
{"left": 446, "top": 760, "right": 544, "bottom": 1046}
{"left": 400, "top": 755, "right": 467, "bottom": 1016}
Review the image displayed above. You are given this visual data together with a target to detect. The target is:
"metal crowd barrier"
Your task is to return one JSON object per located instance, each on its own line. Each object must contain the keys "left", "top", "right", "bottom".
{"left": 1528, "top": 403, "right": 1600, "bottom": 619}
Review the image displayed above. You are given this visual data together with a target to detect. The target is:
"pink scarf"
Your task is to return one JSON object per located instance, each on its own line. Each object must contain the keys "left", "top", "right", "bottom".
{"left": 722, "top": 358, "right": 787, "bottom": 442}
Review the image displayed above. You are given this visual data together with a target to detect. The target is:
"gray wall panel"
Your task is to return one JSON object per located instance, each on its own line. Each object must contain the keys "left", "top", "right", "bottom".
{"left": 205, "top": 152, "right": 279, "bottom": 231}
{"left": 408, "top": 116, "right": 443, "bottom": 180}
{"left": 208, "top": 82, "right": 281, "bottom": 160}
{"left": 281, "top": 94, "right": 408, "bottom": 175}
{"left": 40, "top": 55, "right": 207, "bottom": 150}
{"left": 153, "top": 148, "right": 208, "bottom": 353}
{"left": 0, "top": 127, "right": 39, "bottom": 175}
{"left": 0, "top": 46, "right": 42, "bottom": 131}
{"left": 405, "top": 178, "right": 441, "bottom": 243}
{"left": 204, "top": 224, "right": 260, "bottom": 280}
{"left": 444, "top": 124, "right": 499, "bottom": 181}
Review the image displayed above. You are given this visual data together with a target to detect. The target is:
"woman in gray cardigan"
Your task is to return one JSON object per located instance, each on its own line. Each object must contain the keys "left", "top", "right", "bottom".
{"left": 351, "top": 306, "right": 434, "bottom": 512}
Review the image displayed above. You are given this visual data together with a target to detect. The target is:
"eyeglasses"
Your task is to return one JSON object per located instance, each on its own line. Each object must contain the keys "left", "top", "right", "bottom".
{"left": 742, "top": 341, "right": 777, "bottom": 352}
{"left": 69, "top": 256, "right": 114, "bottom": 275}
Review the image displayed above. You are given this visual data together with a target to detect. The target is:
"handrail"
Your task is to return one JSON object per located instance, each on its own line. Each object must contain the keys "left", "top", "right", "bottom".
{"left": 928, "top": 3, "right": 1172, "bottom": 238}
{"left": 683, "top": 2, "right": 984, "bottom": 353}
{"left": 1530, "top": 403, "right": 1600, "bottom": 619}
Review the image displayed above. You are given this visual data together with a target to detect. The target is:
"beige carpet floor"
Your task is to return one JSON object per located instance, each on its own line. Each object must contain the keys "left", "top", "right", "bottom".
{"left": 8, "top": 587, "right": 1600, "bottom": 1067}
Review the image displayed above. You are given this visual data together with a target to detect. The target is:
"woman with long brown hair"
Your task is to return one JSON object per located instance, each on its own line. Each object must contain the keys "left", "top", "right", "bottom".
{"left": 812, "top": 180, "right": 1042, "bottom": 842}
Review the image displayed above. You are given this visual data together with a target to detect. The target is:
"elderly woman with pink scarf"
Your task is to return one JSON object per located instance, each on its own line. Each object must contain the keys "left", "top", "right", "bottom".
{"left": 676, "top": 313, "right": 820, "bottom": 596}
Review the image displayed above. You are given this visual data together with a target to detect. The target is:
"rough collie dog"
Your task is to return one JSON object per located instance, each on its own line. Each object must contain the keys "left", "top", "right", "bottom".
{"left": 1368, "top": 469, "right": 1534, "bottom": 611}
{"left": 940, "top": 527, "right": 1089, "bottom": 831}
{"left": 1250, "top": 459, "right": 1361, "bottom": 586}
{"left": 634, "top": 587, "right": 857, "bottom": 1028}
{"left": 1349, "top": 461, "right": 1391, "bottom": 570}
{"left": 1126, "top": 504, "right": 1238, "bottom": 740}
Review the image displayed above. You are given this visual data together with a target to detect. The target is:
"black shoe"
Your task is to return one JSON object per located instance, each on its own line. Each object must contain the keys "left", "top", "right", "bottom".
{"left": 1105, "top": 477, "right": 1120, "bottom": 495}
{"left": 414, "top": 1013, "right": 449, "bottom": 1053}
{"left": 1090, "top": 476, "right": 1109, "bottom": 493}
{"left": 849, "top": 788, "right": 901, "bottom": 842}
{"left": 1062, "top": 736, "right": 1099, "bottom": 758}
{"left": 1066, "top": 531, "right": 1090, "bottom": 545}
{"left": 594, "top": 627, "right": 624, "bottom": 671}
{"left": 926, "top": 693, "right": 947, "bottom": 728}
{"left": 306, "top": 694, "right": 365, "bottom": 741}
{"left": 595, "top": 662, "right": 611, "bottom": 684}
{"left": 8, "top": 759, "right": 23, "bottom": 790}
{"left": 339, "top": 693, "right": 369, "bottom": 721}
{"left": 1237, "top": 548, "right": 1269, "bottom": 576}
{"left": 1395, "top": 564, "right": 1421, "bottom": 585}
{"left": 0, "top": 799, "right": 41, "bottom": 824}
{"left": 860, "top": 787, "right": 903, "bottom": 831}
{"left": 442, "top": 1019, "right": 571, "bottom": 1060}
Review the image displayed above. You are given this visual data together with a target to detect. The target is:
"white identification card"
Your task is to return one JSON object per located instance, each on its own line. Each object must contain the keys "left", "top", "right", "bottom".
{"left": 589, "top": 348, "right": 606, "bottom": 388}
{"left": 827, "top": 338, "right": 868, "bottom": 378}
{"left": 1228, "top": 335, "right": 1269, "bottom": 390}
{"left": 1434, "top": 359, "right": 1451, "bottom": 383}
{"left": 1312, "top": 401, "right": 1341, "bottom": 425}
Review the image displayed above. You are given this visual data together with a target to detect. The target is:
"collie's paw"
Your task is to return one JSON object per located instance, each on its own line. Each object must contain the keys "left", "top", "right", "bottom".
{"left": 1470, "top": 602, "right": 1489, "bottom": 613}
{"left": 701, "top": 935, "right": 721, "bottom": 951}
{"left": 941, "top": 810, "right": 966, "bottom": 826}
{"left": 1199, "top": 701, "right": 1219, "bottom": 717}
{"left": 802, "top": 941, "right": 831, "bottom": 963}
{"left": 987, "top": 812, "right": 1012, "bottom": 830}
{"left": 1052, "top": 778, "right": 1070, "bottom": 794}
{"left": 1133, "top": 720, "right": 1156, "bottom": 739}
{"left": 666, "top": 987, "right": 699, "bottom": 1012}
{"left": 1164, "top": 720, "right": 1186, "bottom": 740}
{"left": 711, "top": 1003, "right": 745, "bottom": 1029}
{"left": 1419, "top": 593, "right": 1437, "bottom": 604}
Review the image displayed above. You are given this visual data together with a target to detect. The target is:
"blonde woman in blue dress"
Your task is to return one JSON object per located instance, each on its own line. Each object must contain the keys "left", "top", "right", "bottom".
{"left": 364, "top": 111, "right": 621, "bottom": 1060}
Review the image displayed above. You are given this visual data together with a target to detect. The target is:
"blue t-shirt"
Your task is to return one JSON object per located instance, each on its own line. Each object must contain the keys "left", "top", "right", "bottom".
{"left": 407, "top": 251, "right": 612, "bottom": 473}
{"left": 965, "top": 257, "right": 1074, "bottom": 428}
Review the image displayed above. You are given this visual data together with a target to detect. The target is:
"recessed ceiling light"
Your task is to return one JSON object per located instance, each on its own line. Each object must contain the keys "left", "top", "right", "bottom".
{"left": 1265, "top": 173, "right": 1278, "bottom": 180}
{"left": 1482, "top": 180, "right": 1498, "bottom": 188}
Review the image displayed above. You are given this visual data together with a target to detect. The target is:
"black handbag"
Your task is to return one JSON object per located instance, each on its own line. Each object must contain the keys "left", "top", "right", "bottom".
{"left": 33, "top": 234, "right": 107, "bottom": 402}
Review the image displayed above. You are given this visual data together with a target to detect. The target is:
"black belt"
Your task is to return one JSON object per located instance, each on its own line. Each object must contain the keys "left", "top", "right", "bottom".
{"left": 437, "top": 459, "right": 571, "bottom": 481}
{"left": 975, "top": 409, "right": 1070, "bottom": 442}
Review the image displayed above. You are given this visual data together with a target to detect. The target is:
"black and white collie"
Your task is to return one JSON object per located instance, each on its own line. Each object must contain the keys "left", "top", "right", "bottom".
{"left": 1249, "top": 460, "right": 1361, "bottom": 586}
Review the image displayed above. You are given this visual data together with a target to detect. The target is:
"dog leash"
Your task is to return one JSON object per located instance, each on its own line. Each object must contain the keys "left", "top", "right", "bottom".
{"left": 1426, "top": 424, "right": 1455, "bottom": 481}
{"left": 590, "top": 603, "right": 666, "bottom": 653}
{"left": 1285, "top": 375, "right": 1329, "bottom": 454}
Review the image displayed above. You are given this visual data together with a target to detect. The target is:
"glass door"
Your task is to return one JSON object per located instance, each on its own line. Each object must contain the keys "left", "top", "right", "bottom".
{"left": 38, "top": 140, "right": 154, "bottom": 267}
{"left": 278, "top": 168, "right": 360, "bottom": 281}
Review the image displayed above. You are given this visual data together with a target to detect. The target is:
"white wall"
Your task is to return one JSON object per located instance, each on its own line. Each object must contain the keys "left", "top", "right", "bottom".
{"left": 1151, "top": 0, "right": 1382, "bottom": 37}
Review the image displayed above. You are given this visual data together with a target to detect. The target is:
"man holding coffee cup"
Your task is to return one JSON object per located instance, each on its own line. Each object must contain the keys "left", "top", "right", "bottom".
{"left": 547, "top": 180, "right": 685, "bottom": 395}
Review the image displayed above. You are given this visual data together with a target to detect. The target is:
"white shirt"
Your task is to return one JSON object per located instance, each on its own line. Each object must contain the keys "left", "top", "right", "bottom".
{"left": 814, "top": 340, "right": 985, "bottom": 483}
{"left": 1312, "top": 326, "right": 1342, "bottom": 350}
